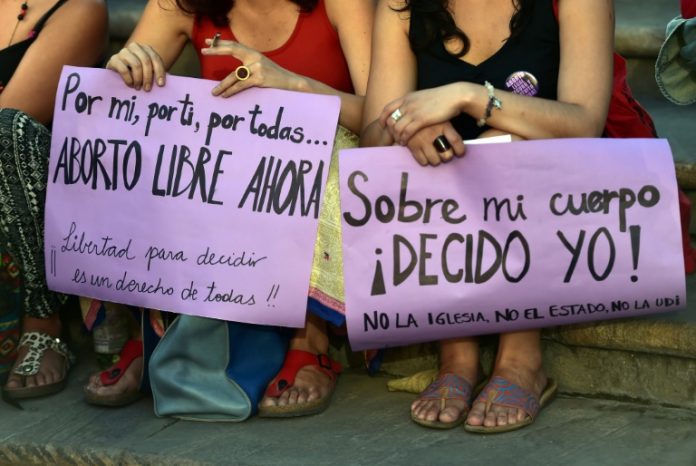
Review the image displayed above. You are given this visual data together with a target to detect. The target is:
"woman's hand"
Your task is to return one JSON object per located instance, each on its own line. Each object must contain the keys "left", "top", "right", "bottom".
{"left": 379, "top": 83, "right": 472, "bottom": 145}
{"left": 106, "top": 42, "right": 167, "bottom": 91}
{"left": 201, "top": 39, "right": 305, "bottom": 97}
{"left": 403, "top": 122, "right": 466, "bottom": 166}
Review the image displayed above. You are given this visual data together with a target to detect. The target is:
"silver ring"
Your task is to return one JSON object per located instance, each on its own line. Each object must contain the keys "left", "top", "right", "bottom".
{"left": 390, "top": 108, "right": 404, "bottom": 123}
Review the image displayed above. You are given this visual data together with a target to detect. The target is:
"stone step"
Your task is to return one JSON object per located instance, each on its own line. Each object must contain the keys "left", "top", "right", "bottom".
{"left": 615, "top": 0, "right": 676, "bottom": 58}
{"left": 2, "top": 370, "right": 695, "bottom": 466}
{"left": 371, "top": 273, "right": 696, "bottom": 409}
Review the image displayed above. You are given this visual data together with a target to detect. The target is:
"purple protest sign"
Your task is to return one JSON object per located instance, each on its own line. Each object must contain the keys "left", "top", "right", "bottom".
{"left": 340, "top": 139, "right": 686, "bottom": 350}
{"left": 45, "top": 67, "right": 340, "bottom": 327}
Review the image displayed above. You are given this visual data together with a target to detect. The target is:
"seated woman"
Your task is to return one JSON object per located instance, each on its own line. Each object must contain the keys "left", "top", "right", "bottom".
{"left": 361, "top": 0, "right": 614, "bottom": 432}
{"left": 83, "top": 0, "right": 373, "bottom": 414}
{"left": 0, "top": 0, "right": 107, "bottom": 401}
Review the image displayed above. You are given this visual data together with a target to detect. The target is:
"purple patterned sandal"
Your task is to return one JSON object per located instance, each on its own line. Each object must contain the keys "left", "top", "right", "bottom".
{"left": 464, "top": 375, "right": 558, "bottom": 434}
{"left": 411, "top": 373, "right": 477, "bottom": 429}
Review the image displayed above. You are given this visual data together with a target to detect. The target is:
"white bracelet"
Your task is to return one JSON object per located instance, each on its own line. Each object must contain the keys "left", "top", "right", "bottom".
{"left": 476, "top": 81, "right": 503, "bottom": 127}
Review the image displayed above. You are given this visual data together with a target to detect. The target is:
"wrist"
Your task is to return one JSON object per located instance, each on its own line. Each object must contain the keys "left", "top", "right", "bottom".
{"left": 457, "top": 82, "right": 479, "bottom": 115}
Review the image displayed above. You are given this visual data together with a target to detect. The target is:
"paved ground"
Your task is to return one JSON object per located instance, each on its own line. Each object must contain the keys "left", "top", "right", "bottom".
{"left": 1, "top": 364, "right": 695, "bottom": 466}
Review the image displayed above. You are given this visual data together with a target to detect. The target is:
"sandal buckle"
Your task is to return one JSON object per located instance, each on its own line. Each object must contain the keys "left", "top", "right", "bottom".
{"left": 316, "top": 354, "right": 333, "bottom": 371}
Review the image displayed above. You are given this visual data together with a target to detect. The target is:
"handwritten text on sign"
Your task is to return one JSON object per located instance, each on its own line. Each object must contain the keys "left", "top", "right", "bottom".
{"left": 339, "top": 139, "right": 686, "bottom": 350}
{"left": 45, "top": 67, "right": 340, "bottom": 327}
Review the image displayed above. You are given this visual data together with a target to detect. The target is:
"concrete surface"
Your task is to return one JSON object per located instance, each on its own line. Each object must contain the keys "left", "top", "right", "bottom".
{"left": 1, "top": 369, "right": 696, "bottom": 466}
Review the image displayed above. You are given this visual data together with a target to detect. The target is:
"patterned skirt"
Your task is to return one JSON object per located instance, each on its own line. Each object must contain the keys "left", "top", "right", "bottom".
{"left": 0, "top": 108, "right": 67, "bottom": 319}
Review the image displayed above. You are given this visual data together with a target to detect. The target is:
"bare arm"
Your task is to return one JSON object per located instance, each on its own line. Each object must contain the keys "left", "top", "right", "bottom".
{"left": 360, "top": 0, "right": 416, "bottom": 147}
{"left": 360, "top": 0, "right": 465, "bottom": 165}
{"left": 321, "top": 0, "right": 374, "bottom": 132}
{"left": 381, "top": 0, "right": 614, "bottom": 144}
{"left": 0, "top": 0, "right": 108, "bottom": 125}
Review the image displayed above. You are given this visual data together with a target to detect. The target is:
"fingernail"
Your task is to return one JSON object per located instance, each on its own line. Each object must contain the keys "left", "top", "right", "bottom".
{"left": 144, "top": 84, "right": 151, "bottom": 92}
{"left": 157, "top": 77, "right": 164, "bottom": 86}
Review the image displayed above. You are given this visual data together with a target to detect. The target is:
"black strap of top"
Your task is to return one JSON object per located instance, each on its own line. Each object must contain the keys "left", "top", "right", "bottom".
{"left": 32, "top": 0, "right": 69, "bottom": 35}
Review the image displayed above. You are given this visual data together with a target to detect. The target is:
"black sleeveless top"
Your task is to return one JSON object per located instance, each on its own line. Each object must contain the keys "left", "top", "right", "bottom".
{"left": 410, "top": 0, "right": 560, "bottom": 139}
{"left": 0, "top": 0, "right": 68, "bottom": 91}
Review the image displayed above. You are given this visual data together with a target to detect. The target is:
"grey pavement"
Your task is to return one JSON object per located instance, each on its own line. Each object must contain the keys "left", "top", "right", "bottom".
{"left": 1, "top": 365, "right": 695, "bottom": 466}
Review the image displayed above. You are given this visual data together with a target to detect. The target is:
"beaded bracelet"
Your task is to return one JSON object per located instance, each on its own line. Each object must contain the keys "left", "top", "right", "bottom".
{"left": 476, "top": 81, "right": 503, "bottom": 127}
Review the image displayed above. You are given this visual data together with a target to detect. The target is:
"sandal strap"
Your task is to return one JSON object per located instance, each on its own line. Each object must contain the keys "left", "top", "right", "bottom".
{"left": 476, "top": 376, "right": 540, "bottom": 420}
{"left": 264, "top": 349, "right": 342, "bottom": 398}
{"left": 418, "top": 373, "right": 474, "bottom": 402}
{"left": 99, "top": 339, "right": 143, "bottom": 386}
{"left": 13, "top": 332, "right": 74, "bottom": 377}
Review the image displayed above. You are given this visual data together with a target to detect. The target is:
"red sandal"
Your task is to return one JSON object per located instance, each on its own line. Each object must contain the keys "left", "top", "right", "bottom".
{"left": 84, "top": 339, "right": 144, "bottom": 407}
{"left": 258, "top": 349, "right": 342, "bottom": 417}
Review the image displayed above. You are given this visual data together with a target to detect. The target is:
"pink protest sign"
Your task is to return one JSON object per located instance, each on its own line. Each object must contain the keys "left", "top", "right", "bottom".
{"left": 340, "top": 139, "right": 686, "bottom": 350}
{"left": 45, "top": 67, "right": 340, "bottom": 327}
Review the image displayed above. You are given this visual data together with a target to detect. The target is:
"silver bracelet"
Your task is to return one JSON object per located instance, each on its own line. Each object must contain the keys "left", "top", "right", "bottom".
{"left": 476, "top": 81, "right": 503, "bottom": 127}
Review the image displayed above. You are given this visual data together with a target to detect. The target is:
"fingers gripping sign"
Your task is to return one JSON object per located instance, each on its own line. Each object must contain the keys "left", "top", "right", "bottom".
{"left": 106, "top": 42, "right": 167, "bottom": 91}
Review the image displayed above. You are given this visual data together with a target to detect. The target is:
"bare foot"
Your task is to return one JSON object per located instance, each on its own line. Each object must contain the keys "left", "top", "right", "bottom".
{"left": 3, "top": 314, "right": 68, "bottom": 394}
{"left": 411, "top": 338, "right": 479, "bottom": 426}
{"left": 259, "top": 361, "right": 335, "bottom": 409}
{"left": 411, "top": 371, "right": 478, "bottom": 425}
{"left": 259, "top": 314, "right": 335, "bottom": 411}
{"left": 466, "top": 364, "right": 547, "bottom": 428}
{"left": 84, "top": 356, "right": 143, "bottom": 400}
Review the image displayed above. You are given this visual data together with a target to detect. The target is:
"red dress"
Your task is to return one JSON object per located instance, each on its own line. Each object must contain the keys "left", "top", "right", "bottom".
{"left": 191, "top": 0, "right": 354, "bottom": 93}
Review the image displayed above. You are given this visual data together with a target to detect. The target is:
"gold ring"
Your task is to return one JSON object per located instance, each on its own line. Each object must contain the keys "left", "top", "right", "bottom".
{"left": 235, "top": 65, "right": 251, "bottom": 81}
{"left": 390, "top": 108, "right": 404, "bottom": 122}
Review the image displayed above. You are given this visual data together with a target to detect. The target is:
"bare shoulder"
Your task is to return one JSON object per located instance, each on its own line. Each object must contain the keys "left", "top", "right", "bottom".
{"left": 60, "top": 0, "right": 108, "bottom": 18}
{"left": 49, "top": 0, "right": 108, "bottom": 32}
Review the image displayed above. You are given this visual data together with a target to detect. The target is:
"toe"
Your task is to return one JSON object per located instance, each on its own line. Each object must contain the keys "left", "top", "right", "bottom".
{"left": 483, "top": 408, "right": 498, "bottom": 427}
{"left": 4, "top": 374, "right": 23, "bottom": 390}
{"left": 424, "top": 402, "right": 440, "bottom": 422}
{"left": 306, "top": 387, "right": 320, "bottom": 402}
{"left": 259, "top": 395, "right": 278, "bottom": 408}
{"left": 466, "top": 402, "right": 485, "bottom": 426}
{"left": 439, "top": 405, "right": 462, "bottom": 424}
{"left": 296, "top": 389, "right": 309, "bottom": 404}
{"left": 507, "top": 407, "right": 518, "bottom": 425}
{"left": 287, "top": 388, "right": 300, "bottom": 405}
{"left": 25, "top": 375, "right": 37, "bottom": 388}
{"left": 277, "top": 391, "right": 291, "bottom": 407}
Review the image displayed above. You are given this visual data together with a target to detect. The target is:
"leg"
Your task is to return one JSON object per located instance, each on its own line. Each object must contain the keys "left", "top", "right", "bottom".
{"left": 466, "top": 329, "right": 549, "bottom": 429}
{"left": 259, "top": 313, "right": 338, "bottom": 413}
{"left": 0, "top": 109, "right": 71, "bottom": 397}
{"left": 83, "top": 305, "right": 143, "bottom": 406}
{"left": 411, "top": 337, "right": 480, "bottom": 427}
